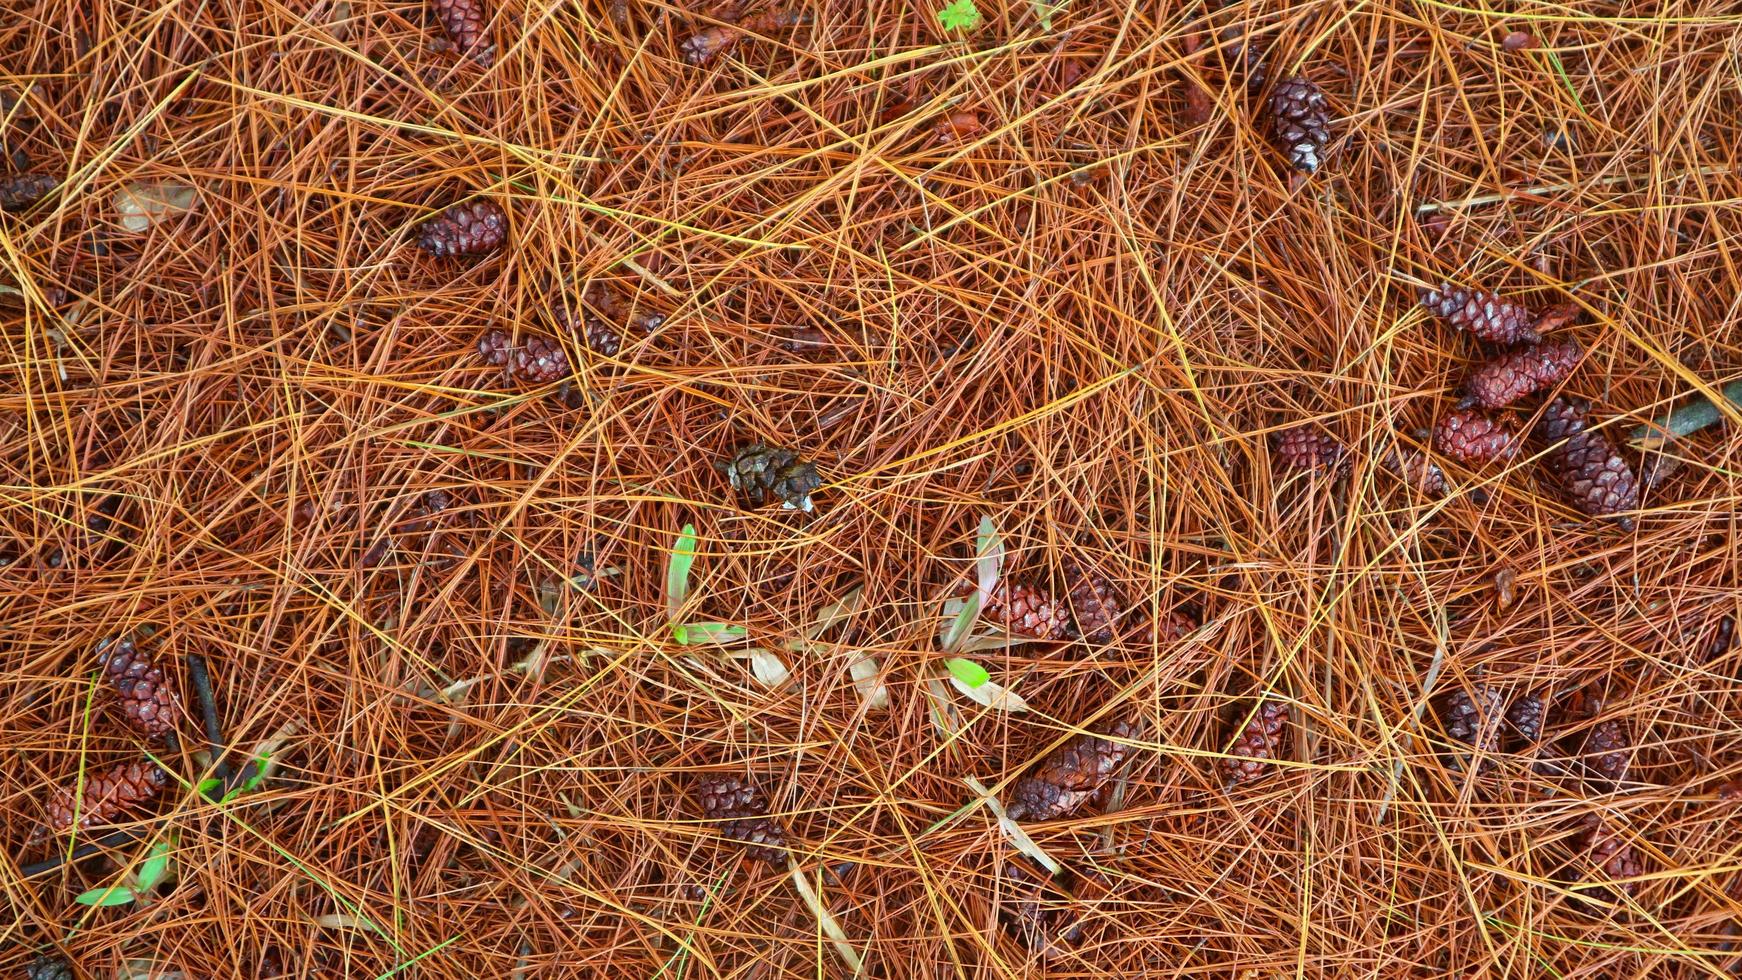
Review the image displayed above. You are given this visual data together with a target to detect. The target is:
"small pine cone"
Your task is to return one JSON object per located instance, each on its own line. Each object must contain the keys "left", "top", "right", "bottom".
{"left": 1266, "top": 76, "right": 1331, "bottom": 174}
{"left": 1381, "top": 446, "right": 1447, "bottom": 496}
{"left": 430, "top": 0, "right": 495, "bottom": 66}
{"left": 723, "top": 443, "right": 821, "bottom": 512}
{"left": 1156, "top": 608, "right": 1198, "bottom": 644}
{"left": 1580, "top": 718, "right": 1630, "bottom": 786}
{"left": 415, "top": 198, "right": 507, "bottom": 258}
{"left": 1503, "top": 691, "right": 1546, "bottom": 746}
{"left": 1533, "top": 397, "right": 1640, "bottom": 528}
{"left": 476, "top": 329, "right": 571, "bottom": 385}
{"left": 1064, "top": 566, "right": 1125, "bottom": 644}
{"left": 1272, "top": 426, "right": 1345, "bottom": 472}
{"left": 1215, "top": 23, "right": 1268, "bottom": 89}
{"left": 1459, "top": 338, "right": 1583, "bottom": 410}
{"left": 25, "top": 956, "right": 74, "bottom": 980}
{"left": 1435, "top": 685, "right": 1503, "bottom": 770}
{"left": 682, "top": 9, "right": 806, "bottom": 64}
{"left": 1421, "top": 284, "right": 1541, "bottom": 346}
{"left": 44, "top": 759, "right": 169, "bottom": 836}
{"left": 1578, "top": 815, "right": 1643, "bottom": 897}
{"left": 1005, "top": 720, "right": 1143, "bottom": 821}
{"left": 975, "top": 580, "right": 1077, "bottom": 641}
{"left": 0, "top": 172, "right": 57, "bottom": 211}
{"left": 693, "top": 773, "right": 786, "bottom": 863}
{"left": 551, "top": 288, "right": 634, "bottom": 358}
{"left": 1433, "top": 408, "right": 1520, "bottom": 465}
{"left": 1221, "top": 698, "right": 1289, "bottom": 784}
{"left": 96, "top": 637, "right": 181, "bottom": 740}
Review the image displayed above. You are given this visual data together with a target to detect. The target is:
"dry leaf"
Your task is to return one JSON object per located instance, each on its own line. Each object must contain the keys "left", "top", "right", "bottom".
{"left": 946, "top": 669, "right": 1030, "bottom": 712}
{"left": 846, "top": 652, "right": 890, "bottom": 710}
{"left": 114, "top": 179, "right": 198, "bottom": 233}
{"left": 747, "top": 647, "right": 792, "bottom": 688}
{"left": 788, "top": 865, "right": 865, "bottom": 975}
{"left": 964, "top": 777, "right": 1061, "bottom": 874}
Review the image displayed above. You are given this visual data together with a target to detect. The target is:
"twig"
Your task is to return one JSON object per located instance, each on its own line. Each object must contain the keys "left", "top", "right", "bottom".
{"left": 186, "top": 652, "right": 229, "bottom": 785}
{"left": 1629, "top": 379, "right": 1742, "bottom": 447}
{"left": 18, "top": 829, "right": 147, "bottom": 879}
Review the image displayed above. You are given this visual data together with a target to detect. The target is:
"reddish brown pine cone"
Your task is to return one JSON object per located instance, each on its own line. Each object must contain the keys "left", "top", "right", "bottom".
{"left": 1266, "top": 76, "right": 1331, "bottom": 174}
{"left": 1421, "top": 284, "right": 1542, "bottom": 346}
{"left": 431, "top": 0, "right": 495, "bottom": 66}
{"left": 1459, "top": 338, "right": 1583, "bottom": 410}
{"left": 1578, "top": 815, "right": 1644, "bottom": 898}
{"left": 1155, "top": 609, "right": 1198, "bottom": 644}
{"left": 476, "top": 329, "right": 571, "bottom": 385}
{"left": 1381, "top": 446, "right": 1447, "bottom": 496}
{"left": 681, "top": 8, "right": 807, "bottom": 64}
{"left": 692, "top": 773, "right": 787, "bottom": 863}
{"left": 1533, "top": 397, "right": 1640, "bottom": 528}
{"left": 1579, "top": 718, "right": 1630, "bottom": 786}
{"left": 43, "top": 759, "right": 169, "bottom": 836}
{"left": 1272, "top": 426, "right": 1345, "bottom": 472}
{"left": 416, "top": 198, "right": 507, "bottom": 258}
{"left": 1503, "top": 691, "right": 1547, "bottom": 746}
{"left": 1221, "top": 698, "right": 1289, "bottom": 784}
{"left": 1433, "top": 408, "right": 1520, "bottom": 465}
{"left": 1064, "top": 566, "right": 1125, "bottom": 644}
{"left": 96, "top": 637, "right": 181, "bottom": 741}
{"left": 966, "top": 579, "right": 1077, "bottom": 641}
{"left": 0, "top": 172, "right": 57, "bottom": 211}
{"left": 1005, "top": 720, "right": 1144, "bottom": 821}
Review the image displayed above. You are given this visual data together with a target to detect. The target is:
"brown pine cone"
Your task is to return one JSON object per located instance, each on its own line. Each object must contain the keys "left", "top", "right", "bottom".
{"left": 1156, "top": 608, "right": 1198, "bottom": 644}
{"left": 970, "top": 580, "right": 1077, "bottom": 641}
{"left": 96, "top": 637, "right": 181, "bottom": 741}
{"left": 1433, "top": 408, "right": 1520, "bottom": 465}
{"left": 1064, "top": 566, "right": 1125, "bottom": 644}
{"left": 43, "top": 759, "right": 169, "bottom": 836}
{"left": 1380, "top": 446, "right": 1447, "bottom": 496}
{"left": 1459, "top": 338, "right": 1583, "bottom": 410}
{"left": 1580, "top": 718, "right": 1630, "bottom": 786}
{"left": 723, "top": 443, "right": 821, "bottom": 512}
{"left": 1435, "top": 685, "right": 1503, "bottom": 770}
{"left": 431, "top": 0, "right": 496, "bottom": 66}
{"left": 476, "top": 329, "right": 571, "bottom": 385}
{"left": 1503, "top": 691, "right": 1546, "bottom": 746}
{"left": 1005, "top": 720, "right": 1144, "bottom": 821}
{"left": 681, "top": 8, "right": 807, "bottom": 64}
{"left": 0, "top": 172, "right": 57, "bottom": 211}
{"left": 1578, "top": 815, "right": 1643, "bottom": 898}
{"left": 1266, "top": 76, "right": 1331, "bottom": 174}
{"left": 693, "top": 773, "right": 787, "bottom": 863}
{"left": 1533, "top": 397, "right": 1640, "bottom": 528}
{"left": 1272, "top": 425, "right": 1345, "bottom": 472}
{"left": 1421, "top": 284, "right": 1541, "bottom": 346}
{"left": 552, "top": 289, "right": 622, "bottom": 357}
{"left": 1221, "top": 698, "right": 1289, "bottom": 784}
{"left": 415, "top": 198, "right": 507, "bottom": 258}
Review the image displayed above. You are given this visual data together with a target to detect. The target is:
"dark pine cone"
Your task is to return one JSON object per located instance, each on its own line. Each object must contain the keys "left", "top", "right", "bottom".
{"left": 1380, "top": 446, "right": 1447, "bottom": 496}
{"left": 1580, "top": 718, "right": 1630, "bottom": 787}
{"left": 1215, "top": 22, "right": 1268, "bottom": 89}
{"left": 24, "top": 956, "right": 74, "bottom": 980}
{"left": 1005, "top": 720, "right": 1143, "bottom": 821}
{"left": 972, "top": 580, "right": 1077, "bottom": 641}
{"left": 1064, "top": 566, "right": 1125, "bottom": 644}
{"left": 1266, "top": 76, "right": 1331, "bottom": 174}
{"left": 1272, "top": 425, "right": 1345, "bottom": 472}
{"left": 723, "top": 443, "right": 821, "bottom": 512}
{"left": 1433, "top": 408, "right": 1520, "bottom": 465}
{"left": 1435, "top": 685, "right": 1503, "bottom": 770}
{"left": 693, "top": 773, "right": 787, "bottom": 863}
{"left": 431, "top": 0, "right": 496, "bottom": 66}
{"left": 1578, "top": 814, "right": 1643, "bottom": 898}
{"left": 1503, "top": 691, "right": 1547, "bottom": 746}
{"left": 96, "top": 637, "right": 181, "bottom": 740}
{"left": 1221, "top": 698, "right": 1288, "bottom": 784}
{"left": 416, "top": 198, "right": 507, "bottom": 258}
{"left": 1421, "top": 284, "right": 1542, "bottom": 346}
{"left": 0, "top": 172, "right": 58, "bottom": 211}
{"left": 43, "top": 759, "right": 169, "bottom": 837}
{"left": 1533, "top": 397, "right": 1640, "bottom": 529}
{"left": 476, "top": 328, "right": 571, "bottom": 385}
{"left": 1459, "top": 338, "right": 1583, "bottom": 410}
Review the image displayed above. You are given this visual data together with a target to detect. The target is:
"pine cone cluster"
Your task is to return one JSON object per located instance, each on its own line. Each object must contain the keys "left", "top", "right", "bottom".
{"left": 1459, "top": 338, "right": 1582, "bottom": 410}
{"left": 97, "top": 637, "right": 182, "bottom": 741}
{"left": 723, "top": 443, "right": 821, "bottom": 512}
{"left": 431, "top": 0, "right": 496, "bottom": 66}
{"left": 416, "top": 198, "right": 507, "bottom": 258}
{"left": 477, "top": 328, "right": 571, "bottom": 386}
{"left": 0, "top": 172, "right": 56, "bottom": 211}
{"left": 693, "top": 773, "right": 787, "bottom": 863}
{"left": 1004, "top": 720, "right": 1143, "bottom": 822}
{"left": 1266, "top": 76, "right": 1331, "bottom": 174}
{"left": 1533, "top": 397, "right": 1640, "bottom": 528}
{"left": 43, "top": 759, "right": 168, "bottom": 835}
{"left": 1433, "top": 408, "right": 1519, "bottom": 464}
{"left": 1221, "top": 698, "right": 1289, "bottom": 784}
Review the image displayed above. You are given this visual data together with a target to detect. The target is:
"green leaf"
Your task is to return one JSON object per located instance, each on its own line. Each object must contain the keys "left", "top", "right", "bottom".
{"left": 135, "top": 841, "right": 173, "bottom": 891}
{"left": 674, "top": 622, "right": 749, "bottom": 646}
{"left": 75, "top": 885, "right": 138, "bottom": 907}
{"left": 937, "top": 0, "right": 982, "bottom": 32}
{"left": 219, "top": 751, "right": 273, "bottom": 802}
{"left": 944, "top": 657, "right": 989, "bottom": 688}
{"left": 666, "top": 524, "right": 698, "bottom": 621}
{"left": 940, "top": 594, "right": 982, "bottom": 653}
{"left": 196, "top": 777, "right": 222, "bottom": 797}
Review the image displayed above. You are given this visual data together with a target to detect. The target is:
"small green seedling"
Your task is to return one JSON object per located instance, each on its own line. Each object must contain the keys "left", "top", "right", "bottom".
{"left": 74, "top": 839, "right": 173, "bottom": 907}
{"left": 196, "top": 750, "right": 272, "bottom": 803}
{"left": 664, "top": 523, "right": 751, "bottom": 647}
{"left": 937, "top": 0, "right": 983, "bottom": 32}
{"left": 944, "top": 657, "right": 990, "bottom": 688}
